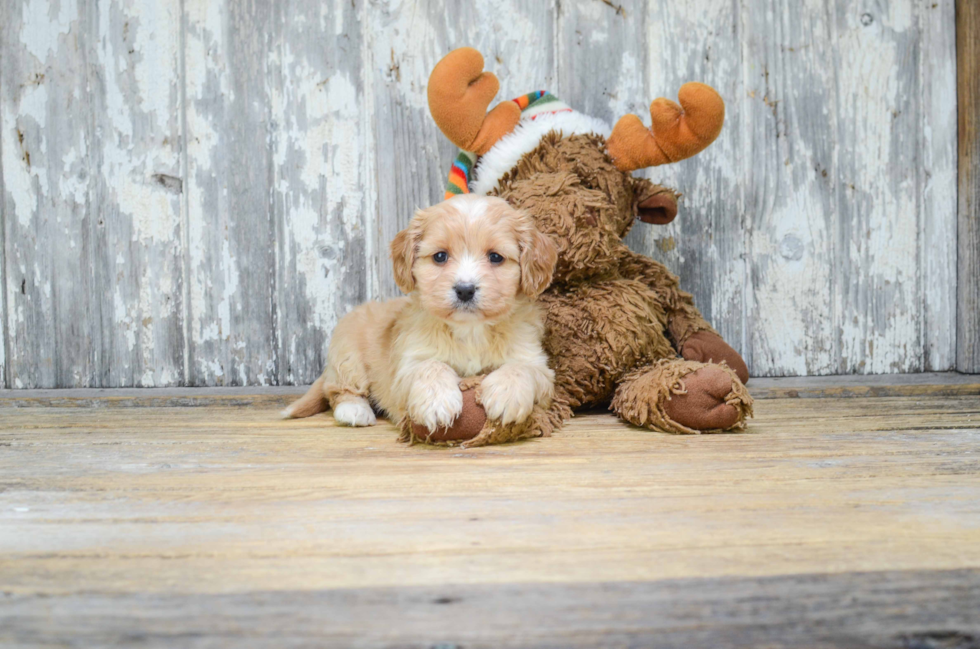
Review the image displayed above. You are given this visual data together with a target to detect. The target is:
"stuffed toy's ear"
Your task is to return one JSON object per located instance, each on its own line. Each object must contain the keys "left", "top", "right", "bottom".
{"left": 390, "top": 222, "right": 420, "bottom": 294}
{"left": 519, "top": 227, "right": 558, "bottom": 298}
{"left": 633, "top": 178, "right": 680, "bottom": 225}
{"left": 608, "top": 82, "right": 725, "bottom": 172}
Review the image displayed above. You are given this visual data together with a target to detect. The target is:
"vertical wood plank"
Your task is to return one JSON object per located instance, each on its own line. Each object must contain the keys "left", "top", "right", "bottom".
{"left": 919, "top": 0, "right": 957, "bottom": 372}
{"left": 1, "top": 0, "right": 185, "bottom": 388}
{"left": 630, "top": 0, "right": 747, "bottom": 367}
{"left": 1, "top": 0, "right": 86, "bottom": 388}
{"left": 270, "top": 0, "right": 369, "bottom": 385}
{"left": 740, "top": 1, "right": 840, "bottom": 376}
{"left": 0, "top": 0, "right": 7, "bottom": 388}
{"left": 958, "top": 0, "right": 980, "bottom": 373}
{"left": 0, "top": 181, "right": 5, "bottom": 388}
{"left": 1, "top": 0, "right": 78, "bottom": 388}
{"left": 886, "top": 0, "right": 958, "bottom": 374}
{"left": 96, "top": 0, "right": 186, "bottom": 387}
{"left": 183, "top": 0, "right": 279, "bottom": 386}
{"left": 738, "top": 0, "right": 954, "bottom": 377}
{"left": 364, "top": 0, "right": 557, "bottom": 301}
{"left": 834, "top": 1, "right": 924, "bottom": 374}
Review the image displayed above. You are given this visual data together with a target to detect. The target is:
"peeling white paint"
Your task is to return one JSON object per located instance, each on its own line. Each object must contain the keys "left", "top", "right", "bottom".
{"left": 129, "top": 0, "right": 179, "bottom": 134}
{"left": 59, "top": 137, "right": 89, "bottom": 207}
{"left": 114, "top": 288, "right": 137, "bottom": 353}
{"left": 2, "top": 86, "right": 50, "bottom": 228}
{"left": 217, "top": 239, "right": 239, "bottom": 342}
{"left": 20, "top": 0, "right": 78, "bottom": 62}
{"left": 198, "top": 358, "right": 224, "bottom": 379}
{"left": 121, "top": 184, "right": 178, "bottom": 243}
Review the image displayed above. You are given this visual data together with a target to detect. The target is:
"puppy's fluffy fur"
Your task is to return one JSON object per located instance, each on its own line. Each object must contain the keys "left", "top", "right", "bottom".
{"left": 284, "top": 195, "right": 558, "bottom": 432}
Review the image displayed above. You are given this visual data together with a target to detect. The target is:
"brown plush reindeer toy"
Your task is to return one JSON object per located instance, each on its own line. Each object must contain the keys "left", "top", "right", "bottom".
{"left": 396, "top": 47, "right": 753, "bottom": 447}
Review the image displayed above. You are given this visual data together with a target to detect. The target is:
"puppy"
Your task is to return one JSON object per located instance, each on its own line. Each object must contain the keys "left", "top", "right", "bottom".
{"left": 283, "top": 194, "right": 558, "bottom": 433}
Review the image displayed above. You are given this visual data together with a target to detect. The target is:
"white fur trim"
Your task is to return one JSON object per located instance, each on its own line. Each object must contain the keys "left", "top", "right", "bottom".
{"left": 469, "top": 111, "right": 611, "bottom": 196}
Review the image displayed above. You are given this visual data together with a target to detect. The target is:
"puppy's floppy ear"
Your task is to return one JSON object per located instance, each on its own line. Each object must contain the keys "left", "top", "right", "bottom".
{"left": 390, "top": 215, "right": 423, "bottom": 294}
{"left": 518, "top": 215, "right": 558, "bottom": 298}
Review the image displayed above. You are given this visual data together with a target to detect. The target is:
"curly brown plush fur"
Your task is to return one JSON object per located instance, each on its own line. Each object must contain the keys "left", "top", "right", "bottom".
{"left": 478, "top": 132, "right": 752, "bottom": 439}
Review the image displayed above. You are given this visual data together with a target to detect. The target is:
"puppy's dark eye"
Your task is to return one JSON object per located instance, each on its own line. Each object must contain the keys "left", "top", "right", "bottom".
{"left": 488, "top": 252, "right": 504, "bottom": 265}
{"left": 433, "top": 251, "right": 448, "bottom": 264}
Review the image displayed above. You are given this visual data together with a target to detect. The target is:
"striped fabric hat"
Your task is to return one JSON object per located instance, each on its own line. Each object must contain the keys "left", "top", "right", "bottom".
{"left": 444, "top": 91, "right": 572, "bottom": 199}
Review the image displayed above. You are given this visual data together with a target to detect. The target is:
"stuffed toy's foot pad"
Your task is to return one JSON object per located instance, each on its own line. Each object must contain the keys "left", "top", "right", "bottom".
{"left": 663, "top": 365, "right": 741, "bottom": 430}
{"left": 611, "top": 358, "right": 753, "bottom": 434}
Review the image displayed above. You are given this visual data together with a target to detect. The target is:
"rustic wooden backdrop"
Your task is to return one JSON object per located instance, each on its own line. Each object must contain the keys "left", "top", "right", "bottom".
{"left": 0, "top": 0, "right": 967, "bottom": 388}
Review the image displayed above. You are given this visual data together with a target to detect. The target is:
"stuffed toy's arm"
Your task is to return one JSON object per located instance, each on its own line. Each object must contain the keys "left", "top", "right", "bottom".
{"left": 616, "top": 252, "right": 713, "bottom": 342}
{"left": 618, "top": 252, "right": 749, "bottom": 384}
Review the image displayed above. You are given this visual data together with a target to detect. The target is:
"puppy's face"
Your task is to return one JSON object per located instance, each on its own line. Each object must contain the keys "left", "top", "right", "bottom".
{"left": 391, "top": 195, "right": 557, "bottom": 323}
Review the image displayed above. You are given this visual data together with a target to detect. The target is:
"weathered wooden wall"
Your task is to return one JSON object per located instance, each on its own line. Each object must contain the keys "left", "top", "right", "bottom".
{"left": 0, "top": 0, "right": 961, "bottom": 387}
{"left": 958, "top": 0, "right": 980, "bottom": 374}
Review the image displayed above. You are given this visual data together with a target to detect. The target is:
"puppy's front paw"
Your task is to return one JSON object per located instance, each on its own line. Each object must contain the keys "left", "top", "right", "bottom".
{"left": 333, "top": 400, "right": 377, "bottom": 427}
{"left": 480, "top": 370, "right": 535, "bottom": 425}
{"left": 409, "top": 380, "right": 464, "bottom": 432}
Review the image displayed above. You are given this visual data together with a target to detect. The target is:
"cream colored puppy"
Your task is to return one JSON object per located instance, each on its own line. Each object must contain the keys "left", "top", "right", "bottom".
{"left": 283, "top": 194, "right": 557, "bottom": 432}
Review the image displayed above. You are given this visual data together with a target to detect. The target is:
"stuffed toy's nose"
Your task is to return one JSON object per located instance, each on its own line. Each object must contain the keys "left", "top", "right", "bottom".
{"left": 637, "top": 193, "right": 678, "bottom": 225}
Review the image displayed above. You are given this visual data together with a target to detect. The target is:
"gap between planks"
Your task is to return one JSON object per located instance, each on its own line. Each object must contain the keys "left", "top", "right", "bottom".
{"left": 0, "top": 372, "right": 977, "bottom": 409}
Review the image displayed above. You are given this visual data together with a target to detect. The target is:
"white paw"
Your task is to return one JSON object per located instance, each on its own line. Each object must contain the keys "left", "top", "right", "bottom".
{"left": 409, "top": 382, "right": 463, "bottom": 432}
{"left": 333, "top": 400, "right": 377, "bottom": 427}
{"left": 481, "top": 371, "right": 535, "bottom": 425}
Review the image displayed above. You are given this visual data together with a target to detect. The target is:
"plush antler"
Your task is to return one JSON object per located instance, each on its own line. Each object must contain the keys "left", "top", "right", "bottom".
{"left": 427, "top": 48, "right": 522, "bottom": 155}
{"left": 607, "top": 82, "right": 725, "bottom": 172}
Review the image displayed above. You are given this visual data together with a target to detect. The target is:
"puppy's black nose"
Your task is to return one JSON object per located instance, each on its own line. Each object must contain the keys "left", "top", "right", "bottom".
{"left": 454, "top": 283, "right": 477, "bottom": 303}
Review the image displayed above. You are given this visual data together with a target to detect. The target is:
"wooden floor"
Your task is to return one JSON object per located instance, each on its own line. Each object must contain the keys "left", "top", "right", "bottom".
{"left": 2, "top": 376, "right": 980, "bottom": 648}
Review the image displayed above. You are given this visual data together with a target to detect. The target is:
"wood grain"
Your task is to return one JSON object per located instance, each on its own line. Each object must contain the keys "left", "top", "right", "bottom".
{"left": 833, "top": 2, "right": 924, "bottom": 375}
{"left": 1, "top": 393, "right": 979, "bottom": 645}
{"left": 0, "top": 0, "right": 7, "bottom": 390}
{"left": 921, "top": 1, "right": 959, "bottom": 372}
{"left": 269, "top": 0, "right": 369, "bottom": 386}
{"left": 0, "top": 385, "right": 305, "bottom": 408}
{"left": 1, "top": 0, "right": 186, "bottom": 388}
{"left": 3, "top": 571, "right": 979, "bottom": 648}
{"left": 182, "top": 0, "right": 279, "bottom": 386}
{"left": 1, "top": 372, "right": 977, "bottom": 408}
{"left": 959, "top": 0, "right": 980, "bottom": 373}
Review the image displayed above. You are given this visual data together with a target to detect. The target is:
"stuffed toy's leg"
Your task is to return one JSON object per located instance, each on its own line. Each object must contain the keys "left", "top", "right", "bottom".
{"left": 617, "top": 250, "right": 749, "bottom": 384}
{"left": 611, "top": 358, "right": 752, "bottom": 434}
